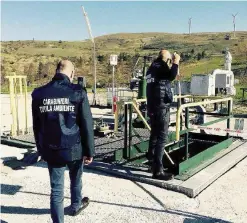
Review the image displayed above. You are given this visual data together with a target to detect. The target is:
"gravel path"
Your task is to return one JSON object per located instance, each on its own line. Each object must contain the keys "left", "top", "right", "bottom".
{"left": 1, "top": 144, "right": 247, "bottom": 223}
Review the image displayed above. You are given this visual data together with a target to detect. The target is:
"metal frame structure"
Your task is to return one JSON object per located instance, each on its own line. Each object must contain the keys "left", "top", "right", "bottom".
{"left": 113, "top": 96, "right": 234, "bottom": 176}
{"left": 5, "top": 75, "right": 28, "bottom": 137}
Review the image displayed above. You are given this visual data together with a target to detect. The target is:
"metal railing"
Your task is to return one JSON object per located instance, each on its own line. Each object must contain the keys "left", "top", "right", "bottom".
{"left": 175, "top": 97, "right": 233, "bottom": 141}
{"left": 114, "top": 95, "right": 233, "bottom": 164}
{"left": 5, "top": 75, "right": 28, "bottom": 136}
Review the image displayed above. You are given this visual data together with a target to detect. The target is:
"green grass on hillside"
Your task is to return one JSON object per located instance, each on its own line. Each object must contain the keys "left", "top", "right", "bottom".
{"left": 1, "top": 31, "right": 247, "bottom": 92}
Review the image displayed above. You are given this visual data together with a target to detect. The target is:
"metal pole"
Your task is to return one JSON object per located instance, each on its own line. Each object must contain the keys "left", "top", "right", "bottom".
{"left": 129, "top": 104, "right": 132, "bottom": 158}
{"left": 93, "top": 41, "right": 97, "bottom": 105}
{"left": 124, "top": 104, "right": 128, "bottom": 159}
{"left": 114, "top": 101, "right": 119, "bottom": 132}
{"left": 24, "top": 77, "right": 28, "bottom": 134}
{"left": 81, "top": 6, "right": 97, "bottom": 105}
{"left": 185, "top": 107, "right": 189, "bottom": 160}
{"left": 112, "top": 65, "right": 115, "bottom": 113}
{"left": 19, "top": 78, "right": 24, "bottom": 134}
{"left": 9, "top": 78, "right": 17, "bottom": 136}
{"left": 14, "top": 77, "right": 20, "bottom": 135}
{"left": 227, "top": 100, "right": 232, "bottom": 138}
{"left": 174, "top": 52, "right": 183, "bottom": 131}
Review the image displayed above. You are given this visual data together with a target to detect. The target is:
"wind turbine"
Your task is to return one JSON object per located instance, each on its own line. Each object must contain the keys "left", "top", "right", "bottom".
{"left": 232, "top": 13, "right": 238, "bottom": 38}
{"left": 188, "top": 17, "right": 192, "bottom": 35}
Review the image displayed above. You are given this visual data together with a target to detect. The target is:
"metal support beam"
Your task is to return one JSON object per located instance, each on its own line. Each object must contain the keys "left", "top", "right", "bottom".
{"left": 227, "top": 100, "right": 232, "bottom": 138}
{"left": 128, "top": 104, "right": 133, "bottom": 158}
{"left": 185, "top": 107, "right": 189, "bottom": 160}
{"left": 124, "top": 104, "right": 128, "bottom": 159}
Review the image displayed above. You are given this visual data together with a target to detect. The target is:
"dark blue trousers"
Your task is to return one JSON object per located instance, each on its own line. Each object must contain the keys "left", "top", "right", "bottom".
{"left": 48, "top": 160, "right": 83, "bottom": 223}
{"left": 147, "top": 108, "right": 170, "bottom": 173}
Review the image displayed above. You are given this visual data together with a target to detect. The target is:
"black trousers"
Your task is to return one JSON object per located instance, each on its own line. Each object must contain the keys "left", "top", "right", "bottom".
{"left": 147, "top": 108, "right": 170, "bottom": 173}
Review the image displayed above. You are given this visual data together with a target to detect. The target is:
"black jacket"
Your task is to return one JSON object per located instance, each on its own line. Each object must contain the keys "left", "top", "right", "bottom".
{"left": 31, "top": 73, "right": 95, "bottom": 164}
{"left": 146, "top": 58, "right": 178, "bottom": 113}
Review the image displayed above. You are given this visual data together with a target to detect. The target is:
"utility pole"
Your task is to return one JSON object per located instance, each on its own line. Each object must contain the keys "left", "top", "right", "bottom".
{"left": 81, "top": 6, "right": 97, "bottom": 105}
{"left": 188, "top": 17, "right": 192, "bottom": 35}
{"left": 110, "top": 54, "right": 118, "bottom": 113}
{"left": 232, "top": 13, "right": 238, "bottom": 38}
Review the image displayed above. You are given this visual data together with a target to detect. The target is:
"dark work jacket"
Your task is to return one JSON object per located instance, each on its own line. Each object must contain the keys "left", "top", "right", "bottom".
{"left": 31, "top": 73, "right": 95, "bottom": 164}
{"left": 146, "top": 58, "right": 178, "bottom": 114}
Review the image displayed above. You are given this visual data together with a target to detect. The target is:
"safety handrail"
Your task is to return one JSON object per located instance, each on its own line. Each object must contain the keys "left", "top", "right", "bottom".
{"left": 118, "top": 100, "right": 175, "bottom": 164}
{"left": 134, "top": 95, "right": 223, "bottom": 104}
{"left": 175, "top": 97, "right": 233, "bottom": 141}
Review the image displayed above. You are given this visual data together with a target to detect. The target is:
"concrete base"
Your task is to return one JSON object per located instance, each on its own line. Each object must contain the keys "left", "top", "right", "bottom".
{"left": 86, "top": 140, "right": 247, "bottom": 198}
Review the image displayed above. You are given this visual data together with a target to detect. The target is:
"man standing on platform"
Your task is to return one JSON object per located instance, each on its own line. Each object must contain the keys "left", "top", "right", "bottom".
{"left": 146, "top": 50, "right": 180, "bottom": 180}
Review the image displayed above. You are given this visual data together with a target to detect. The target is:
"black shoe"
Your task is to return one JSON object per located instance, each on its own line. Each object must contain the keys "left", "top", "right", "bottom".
{"left": 152, "top": 171, "right": 174, "bottom": 181}
{"left": 69, "top": 197, "right": 90, "bottom": 216}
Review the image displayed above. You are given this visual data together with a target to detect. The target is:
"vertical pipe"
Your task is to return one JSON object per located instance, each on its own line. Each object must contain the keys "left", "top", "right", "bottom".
{"left": 23, "top": 77, "right": 28, "bottom": 134}
{"left": 114, "top": 102, "right": 119, "bottom": 132}
{"left": 227, "top": 100, "right": 231, "bottom": 138}
{"left": 9, "top": 78, "right": 17, "bottom": 136}
{"left": 180, "top": 111, "right": 183, "bottom": 131}
{"left": 214, "top": 90, "right": 218, "bottom": 111}
{"left": 177, "top": 97, "right": 183, "bottom": 131}
{"left": 128, "top": 104, "right": 132, "bottom": 158}
{"left": 19, "top": 78, "right": 24, "bottom": 134}
{"left": 124, "top": 104, "right": 128, "bottom": 159}
{"left": 185, "top": 107, "right": 189, "bottom": 160}
{"left": 112, "top": 65, "right": 115, "bottom": 113}
{"left": 14, "top": 77, "right": 20, "bottom": 135}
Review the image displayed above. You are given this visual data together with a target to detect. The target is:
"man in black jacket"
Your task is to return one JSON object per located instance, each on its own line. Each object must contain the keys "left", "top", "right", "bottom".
{"left": 32, "top": 60, "right": 95, "bottom": 223}
{"left": 146, "top": 50, "right": 180, "bottom": 180}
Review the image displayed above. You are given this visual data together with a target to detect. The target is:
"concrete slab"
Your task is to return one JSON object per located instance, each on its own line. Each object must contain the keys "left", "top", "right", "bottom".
{"left": 180, "top": 140, "right": 247, "bottom": 197}
{"left": 86, "top": 140, "right": 247, "bottom": 198}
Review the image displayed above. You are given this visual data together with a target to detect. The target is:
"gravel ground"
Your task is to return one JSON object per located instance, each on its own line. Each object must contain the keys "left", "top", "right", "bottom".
{"left": 1, "top": 144, "right": 247, "bottom": 223}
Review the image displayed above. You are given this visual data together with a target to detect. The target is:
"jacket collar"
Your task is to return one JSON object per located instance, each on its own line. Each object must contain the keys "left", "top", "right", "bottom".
{"left": 52, "top": 73, "right": 71, "bottom": 83}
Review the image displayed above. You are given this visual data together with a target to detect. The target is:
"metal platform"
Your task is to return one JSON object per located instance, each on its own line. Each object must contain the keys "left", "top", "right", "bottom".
{"left": 1, "top": 128, "right": 150, "bottom": 162}
{"left": 2, "top": 131, "right": 247, "bottom": 198}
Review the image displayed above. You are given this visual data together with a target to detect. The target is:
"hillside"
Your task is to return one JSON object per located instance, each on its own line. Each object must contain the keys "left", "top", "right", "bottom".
{"left": 1, "top": 31, "right": 247, "bottom": 92}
